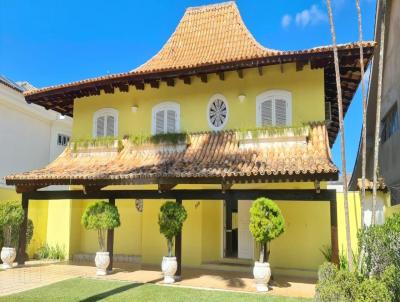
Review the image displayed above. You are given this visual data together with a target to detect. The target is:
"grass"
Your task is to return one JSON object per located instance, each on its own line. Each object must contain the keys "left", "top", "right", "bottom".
{"left": 0, "top": 278, "right": 312, "bottom": 302}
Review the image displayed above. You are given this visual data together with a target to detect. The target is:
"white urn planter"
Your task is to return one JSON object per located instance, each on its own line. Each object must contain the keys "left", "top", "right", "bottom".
{"left": 1, "top": 247, "right": 16, "bottom": 270}
{"left": 253, "top": 261, "right": 271, "bottom": 292}
{"left": 161, "top": 256, "right": 177, "bottom": 284}
{"left": 95, "top": 251, "right": 110, "bottom": 276}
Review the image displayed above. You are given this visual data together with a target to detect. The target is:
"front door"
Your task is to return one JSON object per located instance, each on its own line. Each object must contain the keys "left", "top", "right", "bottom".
{"left": 238, "top": 200, "right": 254, "bottom": 259}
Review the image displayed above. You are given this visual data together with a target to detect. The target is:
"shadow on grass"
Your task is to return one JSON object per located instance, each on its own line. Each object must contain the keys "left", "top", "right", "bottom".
{"left": 79, "top": 283, "right": 142, "bottom": 302}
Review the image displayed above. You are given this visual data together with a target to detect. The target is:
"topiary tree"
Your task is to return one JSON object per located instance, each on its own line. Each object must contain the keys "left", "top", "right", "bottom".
{"left": 81, "top": 201, "right": 121, "bottom": 252}
{"left": 249, "top": 197, "right": 285, "bottom": 263}
{"left": 158, "top": 201, "right": 187, "bottom": 257}
{"left": 0, "top": 201, "right": 24, "bottom": 248}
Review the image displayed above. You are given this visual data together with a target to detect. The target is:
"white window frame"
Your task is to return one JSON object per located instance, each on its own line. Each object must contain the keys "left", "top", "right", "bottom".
{"left": 256, "top": 90, "right": 292, "bottom": 127}
{"left": 207, "top": 93, "right": 229, "bottom": 131}
{"left": 151, "top": 101, "right": 180, "bottom": 135}
{"left": 93, "top": 108, "right": 119, "bottom": 138}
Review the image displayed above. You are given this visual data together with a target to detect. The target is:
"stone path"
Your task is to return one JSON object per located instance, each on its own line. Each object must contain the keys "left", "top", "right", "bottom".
{"left": 0, "top": 261, "right": 316, "bottom": 298}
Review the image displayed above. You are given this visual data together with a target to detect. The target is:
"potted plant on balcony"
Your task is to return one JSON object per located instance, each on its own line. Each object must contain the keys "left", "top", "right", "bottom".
{"left": 81, "top": 201, "right": 120, "bottom": 276}
{"left": 158, "top": 201, "right": 187, "bottom": 283}
{"left": 249, "top": 197, "right": 285, "bottom": 292}
{"left": 0, "top": 201, "right": 24, "bottom": 269}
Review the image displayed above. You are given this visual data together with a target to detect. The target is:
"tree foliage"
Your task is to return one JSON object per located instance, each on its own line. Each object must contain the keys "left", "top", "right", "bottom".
{"left": 249, "top": 198, "right": 285, "bottom": 244}
{"left": 158, "top": 201, "right": 187, "bottom": 257}
{"left": 0, "top": 201, "right": 24, "bottom": 247}
{"left": 81, "top": 201, "right": 121, "bottom": 251}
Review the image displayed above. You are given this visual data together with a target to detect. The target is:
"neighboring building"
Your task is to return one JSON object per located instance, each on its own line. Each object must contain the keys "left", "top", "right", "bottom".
{"left": 6, "top": 2, "right": 374, "bottom": 277}
{"left": 350, "top": 0, "right": 400, "bottom": 220}
{"left": 0, "top": 75, "right": 72, "bottom": 252}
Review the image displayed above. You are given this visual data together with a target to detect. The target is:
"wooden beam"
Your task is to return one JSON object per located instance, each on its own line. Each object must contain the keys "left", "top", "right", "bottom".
{"left": 150, "top": 80, "right": 160, "bottom": 88}
{"left": 330, "top": 197, "right": 339, "bottom": 266}
{"left": 198, "top": 74, "right": 207, "bottom": 83}
{"left": 107, "top": 198, "right": 115, "bottom": 272}
{"left": 15, "top": 185, "right": 45, "bottom": 193}
{"left": 237, "top": 69, "right": 243, "bottom": 79}
{"left": 217, "top": 71, "right": 225, "bottom": 81}
{"left": 17, "top": 194, "right": 29, "bottom": 265}
{"left": 83, "top": 185, "right": 106, "bottom": 195}
{"left": 175, "top": 198, "right": 182, "bottom": 278}
{"left": 221, "top": 183, "right": 232, "bottom": 193}
{"left": 118, "top": 83, "right": 129, "bottom": 92}
{"left": 24, "top": 189, "right": 337, "bottom": 202}
{"left": 103, "top": 85, "right": 114, "bottom": 94}
{"left": 182, "top": 77, "right": 191, "bottom": 85}
{"left": 134, "top": 82, "right": 145, "bottom": 90}
{"left": 165, "top": 78, "right": 175, "bottom": 87}
{"left": 158, "top": 184, "right": 177, "bottom": 192}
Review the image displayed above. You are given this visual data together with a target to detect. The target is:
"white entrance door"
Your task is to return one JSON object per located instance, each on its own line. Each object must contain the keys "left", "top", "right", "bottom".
{"left": 238, "top": 200, "right": 254, "bottom": 259}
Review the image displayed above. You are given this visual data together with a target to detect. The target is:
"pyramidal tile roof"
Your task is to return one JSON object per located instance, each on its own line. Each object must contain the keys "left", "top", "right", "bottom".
{"left": 135, "top": 1, "right": 278, "bottom": 73}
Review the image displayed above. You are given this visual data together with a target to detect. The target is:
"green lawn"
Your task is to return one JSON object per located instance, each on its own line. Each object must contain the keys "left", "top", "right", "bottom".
{"left": 0, "top": 278, "right": 312, "bottom": 302}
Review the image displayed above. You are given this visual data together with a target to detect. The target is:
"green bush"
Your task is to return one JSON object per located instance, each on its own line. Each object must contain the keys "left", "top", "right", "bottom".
{"left": 316, "top": 268, "right": 359, "bottom": 302}
{"left": 249, "top": 197, "right": 285, "bottom": 262}
{"left": 0, "top": 218, "right": 33, "bottom": 249}
{"left": 81, "top": 201, "right": 121, "bottom": 252}
{"left": 0, "top": 201, "right": 24, "bottom": 247}
{"left": 356, "top": 278, "right": 391, "bottom": 302}
{"left": 158, "top": 201, "right": 187, "bottom": 257}
{"left": 36, "top": 243, "right": 65, "bottom": 260}
{"left": 381, "top": 265, "right": 400, "bottom": 302}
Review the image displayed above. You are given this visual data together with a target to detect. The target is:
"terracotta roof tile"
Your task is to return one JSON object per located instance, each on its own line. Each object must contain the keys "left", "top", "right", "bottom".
{"left": 6, "top": 123, "right": 338, "bottom": 186}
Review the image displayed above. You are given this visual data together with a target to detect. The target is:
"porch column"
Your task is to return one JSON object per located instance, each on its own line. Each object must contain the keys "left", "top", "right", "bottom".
{"left": 330, "top": 196, "right": 339, "bottom": 265}
{"left": 175, "top": 198, "right": 182, "bottom": 278}
{"left": 107, "top": 198, "right": 115, "bottom": 272}
{"left": 17, "top": 194, "right": 29, "bottom": 265}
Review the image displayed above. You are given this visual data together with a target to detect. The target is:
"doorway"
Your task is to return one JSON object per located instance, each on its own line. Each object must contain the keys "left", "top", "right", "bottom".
{"left": 223, "top": 200, "right": 254, "bottom": 259}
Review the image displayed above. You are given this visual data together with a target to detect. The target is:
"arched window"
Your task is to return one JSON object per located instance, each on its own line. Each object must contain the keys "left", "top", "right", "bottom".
{"left": 93, "top": 108, "right": 118, "bottom": 138}
{"left": 152, "top": 102, "right": 180, "bottom": 134}
{"left": 207, "top": 94, "right": 229, "bottom": 131}
{"left": 256, "top": 90, "right": 292, "bottom": 127}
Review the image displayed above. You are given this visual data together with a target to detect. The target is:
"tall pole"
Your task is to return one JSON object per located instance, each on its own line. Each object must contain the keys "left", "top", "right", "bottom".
{"left": 17, "top": 194, "right": 29, "bottom": 265}
{"left": 372, "top": 0, "right": 387, "bottom": 225}
{"left": 326, "top": 0, "right": 354, "bottom": 271}
{"left": 355, "top": 0, "right": 367, "bottom": 226}
{"left": 107, "top": 198, "right": 115, "bottom": 272}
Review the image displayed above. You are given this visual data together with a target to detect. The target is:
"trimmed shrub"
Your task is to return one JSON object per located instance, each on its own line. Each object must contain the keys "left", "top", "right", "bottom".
{"left": 381, "top": 265, "right": 400, "bottom": 302}
{"left": 316, "top": 266, "right": 359, "bottom": 302}
{"left": 81, "top": 201, "right": 121, "bottom": 252}
{"left": 249, "top": 197, "right": 285, "bottom": 262}
{"left": 318, "top": 262, "right": 338, "bottom": 283}
{"left": 356, "top": 278, "right": 391, "bottom": 302}
{"left": 0, "top": 201, "right": 24, "bottom": 247}
{"left": 158, "top": 201, "right": 187, "bottom": 257}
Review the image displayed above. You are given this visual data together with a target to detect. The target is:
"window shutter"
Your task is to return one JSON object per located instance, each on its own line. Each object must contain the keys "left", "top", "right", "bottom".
{"left": 275, "top": 98, "right": 287, "bottom": 126}
{"left": 155, "top": 110, "right": 165, "bottom": 134}
{"left": 260, "top": 99, "right": 273, "bottom": 126}
{"left": 96, "top": 116, "right": 105, "bottom": 137}
{"left": 166, "top": 110, "right": 176, "bottom": 133}
{"left": 106, "top": 115, "right": 115, "bottom": 136}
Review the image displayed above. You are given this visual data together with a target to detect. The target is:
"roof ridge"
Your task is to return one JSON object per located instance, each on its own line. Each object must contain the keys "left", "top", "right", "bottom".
{"left": 186, "top": 1, "right": 236, "bottom": 12}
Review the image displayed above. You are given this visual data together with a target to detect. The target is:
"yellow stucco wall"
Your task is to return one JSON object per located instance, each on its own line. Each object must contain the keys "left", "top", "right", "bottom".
{"left": 71, "top": 64, "right": 325, "bottom": 139}
{"left": 0, "top": 187, "right": 48, "bottom": 257}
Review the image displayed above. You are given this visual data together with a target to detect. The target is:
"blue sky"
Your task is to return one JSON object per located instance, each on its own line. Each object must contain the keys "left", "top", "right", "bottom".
{"left": 0, "top": 0, "right": 377, "bottom": 173}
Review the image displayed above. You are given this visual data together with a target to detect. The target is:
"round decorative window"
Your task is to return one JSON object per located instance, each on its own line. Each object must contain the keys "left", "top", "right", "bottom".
{"left": 207, "top": 94, "right": 228, "bottom": 130}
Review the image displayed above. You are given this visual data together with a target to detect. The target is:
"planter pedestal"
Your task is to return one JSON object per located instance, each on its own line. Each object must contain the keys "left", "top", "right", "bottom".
{"left": 253, "top": 261, "right": 271, "bottom": 292}
{"left": 95, "top": 251, "right": 110, "bottom": 276}
{"left": 1, "top": 247, "right": 16, "bottom": 270}
{"left": 161, "top": 256, "right": 177, "bottom": 284}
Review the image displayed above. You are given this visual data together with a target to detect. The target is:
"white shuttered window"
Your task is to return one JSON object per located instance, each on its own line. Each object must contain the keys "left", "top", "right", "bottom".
{"left": 256, "top": 91, "right": 292, "bottom": 127}
{"left": 93, "top": 108, "right": 118, "bottom": 138}
{"left": 152, "top": 102, "right": 180, "bottom": 134}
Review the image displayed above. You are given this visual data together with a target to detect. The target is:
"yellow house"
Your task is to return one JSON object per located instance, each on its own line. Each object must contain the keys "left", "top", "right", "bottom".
{"left": 5, "top": 2, "right": 375, "bottom": 277}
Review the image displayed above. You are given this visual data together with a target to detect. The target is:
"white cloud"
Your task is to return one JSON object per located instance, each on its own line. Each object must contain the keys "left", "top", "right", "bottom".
{"left": 281, "top": 14, "right": 292, "bottom": 28}
{"left": 295, "top": 5, "right": 328, "bottom": 27}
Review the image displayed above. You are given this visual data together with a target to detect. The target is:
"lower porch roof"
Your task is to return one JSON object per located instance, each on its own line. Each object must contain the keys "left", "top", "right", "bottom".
{"left": 5, "top": 123, "right": 338, "bottom": 191}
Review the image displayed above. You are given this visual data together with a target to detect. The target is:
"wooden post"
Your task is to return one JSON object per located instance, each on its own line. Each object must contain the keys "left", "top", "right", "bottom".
{"left": 330, "top": 197, "right": 339, "bottom": 265}
{"left": 175, "top": 198, "right": 182, "bottom": 278}
{"left": 107, "top": 198, "right": 115, "bottom": 272}
{"left": 17, "top": 194, "right": 29, "bottom": 265}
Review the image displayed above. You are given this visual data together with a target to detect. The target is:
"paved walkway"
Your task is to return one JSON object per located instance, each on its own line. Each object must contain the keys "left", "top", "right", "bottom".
{"left": 0, "top": 261, "right": 316, "bottom": 298}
